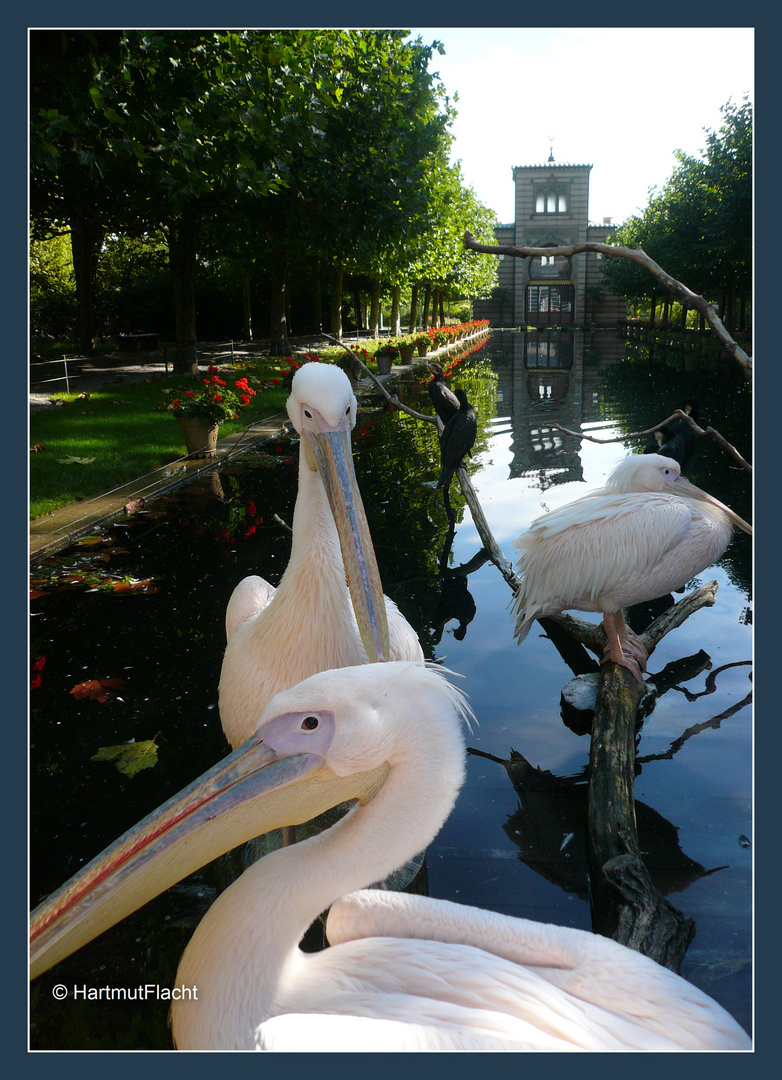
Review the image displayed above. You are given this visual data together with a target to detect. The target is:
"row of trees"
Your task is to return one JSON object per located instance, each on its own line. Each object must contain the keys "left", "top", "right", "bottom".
{"left": 601, "top": 98, "right": 752, "bottom": 332}
{"left": 30, "top": 30, "right": 498, "bottom": 372}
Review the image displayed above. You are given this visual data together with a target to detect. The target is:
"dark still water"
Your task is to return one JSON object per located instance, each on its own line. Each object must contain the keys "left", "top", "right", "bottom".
{"left": 29, "top": 329, "right": 752, "bottom": 1049}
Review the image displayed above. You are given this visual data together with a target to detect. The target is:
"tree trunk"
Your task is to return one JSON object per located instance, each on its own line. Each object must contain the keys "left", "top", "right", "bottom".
{"left": 390, "top": 284, "right": 401, "bottom": 336}
{"left": 369, "top": 279, "right": 381, "bottom": 337}
{"left": 314, "top": 260, "right": 322, "bottom": 333}
{"left": 70, "top": 216, "right": 105, "bottom": 354}
{"left": 408, "top": 283, "right": 419, "bottom": 334}
{"left": 268, "top": 246, "right": 289, "bottom": 356}
{"left": 168, "top": 208, "right": 201, "bottom": 375}
{"left": 241, "top": 263, "right": 252, "bottom": 341}
{"left": 330, "top": 262, "right": 344, "bottom": 338}
{"left": 421, "top": 283, "right": 432, "bottom": 328}
{"left": 648, "top": 292, "right": 656, "bottom": 329}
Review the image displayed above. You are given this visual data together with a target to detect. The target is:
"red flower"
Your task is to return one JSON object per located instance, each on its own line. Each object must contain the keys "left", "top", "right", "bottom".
{"left": 184, "top": 390, "right": 195, "bottom": 398}
{"left": 240, "top": 394, "right": 250, "bottom": 405}
{"left": 31, "top": 674, "right": 42, "bottom": 690}
{"left": 244, "top": 525, "right": 257, "bottom": 537}
{"left": 171, "top": 399, "right": 181, "bottom": 408}
{"left": 273, "top": 377, "right": 280, "bottom": 385}
{"left": 208, "top": 365, "right": 219, "bottom": 375}
{"left": 246, "top": 501, "right": 258, "bottom": 516}
{"left": 32, "top": 655, "right": 46, "bottom": 672}
{"left": 213, "top": 394, "right": 224, "bottom": 403}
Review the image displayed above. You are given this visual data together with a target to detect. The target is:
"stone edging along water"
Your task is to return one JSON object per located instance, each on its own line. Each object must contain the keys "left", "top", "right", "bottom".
{"left": 29, "top": 329, "right": 490, "bottom": 564}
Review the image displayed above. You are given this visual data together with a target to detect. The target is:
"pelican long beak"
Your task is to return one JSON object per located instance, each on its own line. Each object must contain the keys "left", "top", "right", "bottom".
{"left": 30, "top": 734, "right": 389, "bottom": 981}
{"left": 672, "top": 475, "right": 753, "bottom": 535}
{"left": 304, "top": 426, "right": 391, "bottom": 662}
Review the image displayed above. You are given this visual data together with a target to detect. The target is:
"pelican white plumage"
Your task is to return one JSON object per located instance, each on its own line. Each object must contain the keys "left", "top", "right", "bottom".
{"left": 511, "top": 453, "right": 752, "bottom": 681}
{"left": 219, "top": 361, "right": 422, "bottom": 749}
{"left": 30, "top": 662, "right": 750, "bottom": 1051}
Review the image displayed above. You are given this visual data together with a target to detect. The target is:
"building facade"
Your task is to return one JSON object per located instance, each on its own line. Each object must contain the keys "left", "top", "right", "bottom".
{"left": 474, "top": 159, "right": 627, "bottom": 328}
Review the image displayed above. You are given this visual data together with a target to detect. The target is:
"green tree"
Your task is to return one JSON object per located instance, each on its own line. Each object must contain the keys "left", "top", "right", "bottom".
{"left": 602, "top": 97, "right": 751, "bottom": 330}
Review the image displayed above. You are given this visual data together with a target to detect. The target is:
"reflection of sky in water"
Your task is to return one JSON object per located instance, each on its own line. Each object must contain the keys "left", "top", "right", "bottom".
{"left": 416, "top": 337, "right": 751, "bottom": 1034}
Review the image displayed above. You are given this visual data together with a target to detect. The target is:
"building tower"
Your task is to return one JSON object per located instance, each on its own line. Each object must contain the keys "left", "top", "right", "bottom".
{"left": 474, "top": 154, "right": 626, "bottom": 328}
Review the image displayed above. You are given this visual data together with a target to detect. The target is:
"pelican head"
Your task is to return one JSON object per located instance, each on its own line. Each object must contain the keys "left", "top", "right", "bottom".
{"left": 608, "top": 453, "right": 752, "bottom": 534}
{"left": 30, "top": 662, "right": 468, "bottom": 982}
{"left": 285, "top": 362, "right": 390, "bottom": 661}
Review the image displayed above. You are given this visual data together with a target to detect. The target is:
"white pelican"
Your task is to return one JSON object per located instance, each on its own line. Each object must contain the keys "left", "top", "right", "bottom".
{"left": 511, "top": 453, "right": 752, "bottom": 682}
{"left": 219, "top": 361, "right": 423, "bottom": 749}
{"left": 30, "top": 662, "right": 750, "bottom": 1051}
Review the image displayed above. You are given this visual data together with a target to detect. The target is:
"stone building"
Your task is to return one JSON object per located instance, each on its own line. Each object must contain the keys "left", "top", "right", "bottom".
{"left": 474, "top": 157, "right": 627, "bottom": 328}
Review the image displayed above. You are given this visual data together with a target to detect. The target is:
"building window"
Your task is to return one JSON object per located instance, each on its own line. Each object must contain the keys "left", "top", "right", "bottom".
{"left": 534, "top": 187, "right": 568, "bottom": 214}
{"left": 530, "top": 253, "right": 571, "bottom": 279}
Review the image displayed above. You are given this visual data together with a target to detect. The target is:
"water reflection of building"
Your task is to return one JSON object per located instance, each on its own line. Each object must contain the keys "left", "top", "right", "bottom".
{"left": 492, "top": 329, "right": 626, "bottom": 485}
{"left": 474, "top": 156, "right": 627, "bottom": 328}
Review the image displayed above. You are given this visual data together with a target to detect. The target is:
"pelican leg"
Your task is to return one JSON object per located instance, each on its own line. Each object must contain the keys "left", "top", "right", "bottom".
{"left": 600, "top": 610, "right": 647, "bottom": 685}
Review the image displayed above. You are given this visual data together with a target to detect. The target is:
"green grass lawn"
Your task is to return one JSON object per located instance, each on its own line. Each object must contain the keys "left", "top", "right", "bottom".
{"left": 29, "top": 362, "right": 295, "bottom": 520}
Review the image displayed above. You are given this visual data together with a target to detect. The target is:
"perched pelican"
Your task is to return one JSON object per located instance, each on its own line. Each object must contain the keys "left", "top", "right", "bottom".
{"left": 426, "top": 362, "right": 460, "bottom": 425}
{"left": 643, "top": 399, "right": 700, "bottom": 468}
{"left": 436, "top": 389, "right": 477, "bottom": 495}
{"left": 219, "top": 361, "right": 422, "bottom": 749}
{"left": 511, "top": 453, "right": 752, "bottom": 682}
{"left": 30, "top": 662, "right": 750, "bottom": 1051}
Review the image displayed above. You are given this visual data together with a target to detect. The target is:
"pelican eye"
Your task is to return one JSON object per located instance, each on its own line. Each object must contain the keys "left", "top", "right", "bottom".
{"left": 301, "top": 715, "right": 320, "bottom": 731}
{"left": 304, "top": 409, "right": 313, "bottom": 419}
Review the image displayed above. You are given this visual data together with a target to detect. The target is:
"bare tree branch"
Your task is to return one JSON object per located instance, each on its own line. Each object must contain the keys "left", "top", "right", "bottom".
{"left": 547, "top": 411, "right": 752, "bottom": 473}
{"left": 463, "top": 230, "right": 752, "bottom": 381}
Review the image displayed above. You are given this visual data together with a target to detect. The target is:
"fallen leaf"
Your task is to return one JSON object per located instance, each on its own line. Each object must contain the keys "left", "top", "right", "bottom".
{"left": 124, "top": 498, "right": 146, "bottom": 514}
{"left": 30, "top": 588, "right": 48, "bottom": 599}
{"left": 70, "top": 677, "right": 125, "bottom": 703}
{"left": 111, "top": 578, "right": 154, "bottom": 592}
{"left": 91, "top": 739, "right": 158, "bottom": 778}
{"left": 30, "top": 444, "right": 47, "bottom": 452}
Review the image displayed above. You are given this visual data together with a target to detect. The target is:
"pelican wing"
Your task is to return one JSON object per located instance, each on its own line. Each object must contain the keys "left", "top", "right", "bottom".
{"left": 323, "top": 890, "right": 750, "bottom": 1051}
{"left": 513, "top": 493, "right": 696, "bottom": 618}
{"left": 385, "top": 598, "right": 425, "bottom": 662}
{"left": 225, "top": 575, "right": 276, "bottom": 641}
{"left": 257, "top": 1012, "right": 558, "bottom": 1052}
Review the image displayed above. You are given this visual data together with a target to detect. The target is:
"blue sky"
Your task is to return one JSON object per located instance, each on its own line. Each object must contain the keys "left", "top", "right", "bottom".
{"left": 407, "top": 27, "right": 754, "bottom": 226}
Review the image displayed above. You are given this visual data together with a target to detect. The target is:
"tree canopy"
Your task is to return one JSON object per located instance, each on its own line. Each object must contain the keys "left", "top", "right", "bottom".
{"left": 601, "top": 98, "right": 752, "bottom": 324}
{"left": 30, "top": 29, "right": 498, "bottom": 365}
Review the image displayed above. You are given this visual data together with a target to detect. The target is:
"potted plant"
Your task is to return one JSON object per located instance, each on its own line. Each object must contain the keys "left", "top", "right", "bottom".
{"left": 165, "top": 366, "right": 257, "bottom": 458}
{"left": 414, "top": 332, "right": 430, "bottom": 357}
{"left": 374, "top": 341, "right": 399, "bottom": 375}
{"left": 397, "top": 335, "right": 417, "bottom": 365}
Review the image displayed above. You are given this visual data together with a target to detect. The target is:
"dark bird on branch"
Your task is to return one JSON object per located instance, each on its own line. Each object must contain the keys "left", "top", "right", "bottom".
{"left": 437, "top": 389, "right": 477, "bottom": 494}
{"left": 427, "top": 363, "right": 460, "bottom": 425}
{"left": 644, "top": 399, "right": 700, "bottom": 469}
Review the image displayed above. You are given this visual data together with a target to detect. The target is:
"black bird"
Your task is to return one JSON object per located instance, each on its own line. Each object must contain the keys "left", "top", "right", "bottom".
{"left": 643, "top": 398, "right": 700, "bottom": 469}
{"left": 427, "top": 363, "right": 460, "bottom": 425}
{"left": 437, "top": 388, "right": 477, "bottom": 494}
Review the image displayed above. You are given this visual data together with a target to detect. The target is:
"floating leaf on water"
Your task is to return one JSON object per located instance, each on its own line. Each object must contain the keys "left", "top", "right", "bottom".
{"left": 91, "top": 739, "right": 159, "bottom": 778}
{"left": 70, "top": 677, "right": 125, "bottom": 702}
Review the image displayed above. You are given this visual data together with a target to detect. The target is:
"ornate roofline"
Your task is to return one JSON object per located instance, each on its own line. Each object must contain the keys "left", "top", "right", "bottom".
{"left": 512, "top": 162, "right": 593, "bottom": 170}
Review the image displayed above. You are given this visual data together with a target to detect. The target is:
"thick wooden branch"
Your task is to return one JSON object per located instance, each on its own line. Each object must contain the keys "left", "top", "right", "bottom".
{"left": 548, "top": 411, "right": 752, "bottom": 473}
{"left": 463, "top": 229, "right": 752, "bottom": 381}
{"left": 587, "top": 663, "right": 696, "bottom": 970}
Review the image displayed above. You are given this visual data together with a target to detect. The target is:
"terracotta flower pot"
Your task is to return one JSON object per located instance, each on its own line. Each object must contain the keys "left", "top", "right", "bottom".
{"left": 177, "top": 416, "right": 219, "bottom": 458}
{"left": 416, "top": 341, "right": 429, "bottom": 357}
{"left": 399, "top": 344, "right": 415, "bottom": 365}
